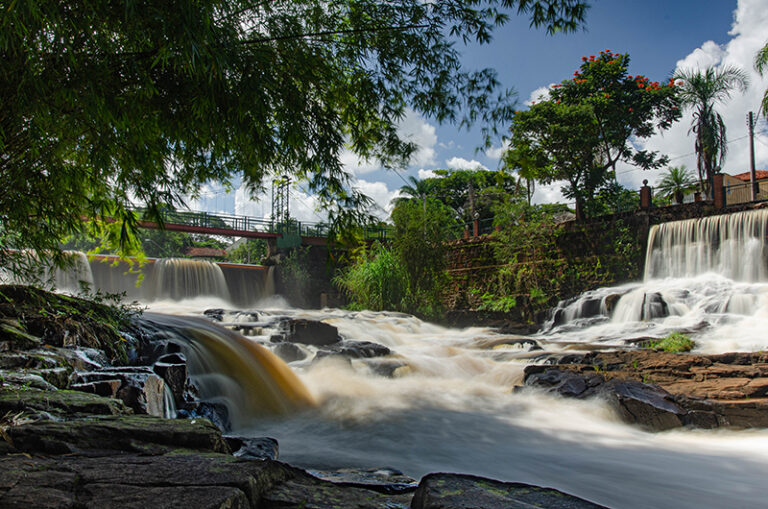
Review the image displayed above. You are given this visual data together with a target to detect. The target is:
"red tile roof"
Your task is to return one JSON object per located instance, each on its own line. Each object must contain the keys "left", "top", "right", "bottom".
{"left": 731, "top": 170, "right": 768, "bottom": 182}
{"left": 185, "top": 247, "right": 227, "bottom": 258}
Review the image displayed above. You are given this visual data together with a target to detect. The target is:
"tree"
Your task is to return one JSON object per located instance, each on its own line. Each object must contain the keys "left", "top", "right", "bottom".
{"left": 0, "top": 0, "right": 588, "bottom": 277}
{"left": 391, "top": 197, "right": 457, "bottom": 315}
{"left": 756, "top": 40, "right": 768, "bottom": 118}
{"left": 673, "top": 67, "right": 749, "bottom": 197}
{"left": 655, "top": 165, "right": 698, "bottom": 205}
{"left": 506, "top": 51, "right": 681, "bottom": 218}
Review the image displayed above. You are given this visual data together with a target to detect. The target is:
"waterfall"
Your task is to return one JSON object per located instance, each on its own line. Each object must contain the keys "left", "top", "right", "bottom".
{"left": 644, "top": 209, "right": 768, "bottom": 281}
{"left": 541, "top": 209, "right": 768, "bottom": 352}
{"left": 141, "top": 313, "right": 315, "bottom": 428}
{"left": 152, "top": 258, "right": 232, "bottom": 301}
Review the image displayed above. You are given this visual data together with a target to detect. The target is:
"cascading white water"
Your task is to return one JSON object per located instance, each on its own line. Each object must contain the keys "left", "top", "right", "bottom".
{"left": 152, "top": 258, "right": 231, "bottom": 301}
{"left": 542, "top": 209, "right": 768, "bottom": 353}
{"left": 145, "top": 301, "right": 768, "bottom": 509}
{"left": 644, "top": 209, "right": 768, "bottom": 281}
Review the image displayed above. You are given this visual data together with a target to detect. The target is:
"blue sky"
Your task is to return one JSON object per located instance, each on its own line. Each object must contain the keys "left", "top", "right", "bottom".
{"left": 194, "top": 0, "right": 768, "bottom": 222}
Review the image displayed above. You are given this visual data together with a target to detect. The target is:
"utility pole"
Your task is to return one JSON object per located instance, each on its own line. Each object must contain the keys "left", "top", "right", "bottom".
{"left": 749, "top": 111, "right": 757, "bottom": 201}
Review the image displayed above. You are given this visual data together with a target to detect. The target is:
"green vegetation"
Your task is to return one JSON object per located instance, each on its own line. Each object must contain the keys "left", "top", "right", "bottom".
{"left": 505, "top": 51, "right": 680, "bottom": 219}
{"left": 0, "top": 0, "right": 587, "bottom": 279}
{"left": 673, "top": 66, "right": 749, "bottom": 197}
{"left": 648, "top": 332, "right": 695, "bottom": 353}
{"left": 757, "top": 40, "right": 768, "bottom": 118}
{"left": 654, "top": 166, "right": 698, "bottom": 205}
{"left": 336, "top": 196, "right": 457, "bottom": 317}
{"left": 333, "top": 243, "right": 410, "bottom": 312}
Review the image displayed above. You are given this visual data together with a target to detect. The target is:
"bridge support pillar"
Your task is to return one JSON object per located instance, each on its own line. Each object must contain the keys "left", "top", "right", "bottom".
{"left": 267, "top": 238, "right": 278, "bottom": 257}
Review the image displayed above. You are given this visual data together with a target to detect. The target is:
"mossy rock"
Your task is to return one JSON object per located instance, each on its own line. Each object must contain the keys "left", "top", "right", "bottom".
{"left": 7, "top": 414, "right": 231, "bottom": 455}
{"left": 0, "top": 388, "right": 130, "bottom": 419}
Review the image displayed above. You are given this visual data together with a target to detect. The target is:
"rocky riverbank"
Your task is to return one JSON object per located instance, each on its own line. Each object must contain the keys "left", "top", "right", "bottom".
{"left": 524, "top": 350, "right": 768, "bottom": 431}
{"left": 0, "top": 285, "right": 602, "bottom": 508}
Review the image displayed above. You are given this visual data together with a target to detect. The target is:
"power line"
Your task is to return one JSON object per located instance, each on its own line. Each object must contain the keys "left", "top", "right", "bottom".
{"left": 615, "top": 135, "right": 750, "bottom": 175}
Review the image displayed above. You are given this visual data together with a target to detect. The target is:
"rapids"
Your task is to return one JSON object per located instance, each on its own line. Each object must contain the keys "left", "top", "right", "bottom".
{"left": 45, "top": 208, "right": 768, "bottom": 507}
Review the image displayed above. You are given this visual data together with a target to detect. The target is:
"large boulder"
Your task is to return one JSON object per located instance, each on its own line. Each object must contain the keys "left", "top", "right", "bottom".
{"left": 411, "top": 473, "right": 606, "bottom": 509}
{"left": 73, "top": 367, "right": 165, "bottom": 417}
{"left": 283, "top": 318, "right": 340, "bottom": 346}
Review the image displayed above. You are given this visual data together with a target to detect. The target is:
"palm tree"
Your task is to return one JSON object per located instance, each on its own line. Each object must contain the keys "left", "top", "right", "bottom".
{"left": 756, "top": 40, "right": 768, "bottom": 117}
{"left": 391, "top": 175, "right": 431, "bottom": 206}
{"left": 673, "top": 66, "right": 749, "bottom": 198}
{"left": 655, "top": 165, "right": 698, "bottom": 204}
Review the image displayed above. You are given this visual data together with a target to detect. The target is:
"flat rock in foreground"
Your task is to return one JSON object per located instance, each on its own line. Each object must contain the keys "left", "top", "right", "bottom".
{"left": 412, "top": 473, "right": 606, "bottom": 509}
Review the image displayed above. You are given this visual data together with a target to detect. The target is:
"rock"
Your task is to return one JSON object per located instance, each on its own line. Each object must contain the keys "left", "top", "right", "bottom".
{"left": 7, "top": 414, "right": 231, "bottom": 455}
{"left": 597, "top": 379, "right": 685, "bottom": 431}
{"left": 261, "top": 467, "right": 414, "bottom": 509}
{"left": 0, "top": 451, "right": 291, "bottom": 509}
{"left": 226, "top": 435, "right": 279, "bottom": 460}
{"left": 315, "top": 340, "right": 391, "bottom": 360}
{"left": 310, "top": 467, "right": 418, "bottom": 493}
{"left": 70, "top": 379, "right": 122, "bottom": 398}
{"left": 0, "top": 389, "right": 130, "bottom": 419}
{"left": 365, "top": 359, "right": 409, "bottom": 378}
{"left": 642, "top": 292, "right": 669, "bottom": 320}
{"left": 524, "top": 350, "right": 768, "bottom": 429}
{"left": 272, "top": 342, "right": 306, "bottom": 363}
{"left": 180, "top": 401, "right": 231, "bottom": 432}
{"left": 153, "top": 355, "right": 189, "bottom": 407}
{"left": 74, "top": 368, "right": 166, "bottom": 417}
{"left": 411, "top": 473, "right": 606, "bottom": 509}
{"left": 0, "top": 318, "right": 42, "bottom": 350}
{"left": 283, "top": 318, "right": 340, "bottom": 346}
{"left": 0, "top": 371, "right": 58, "bottom": 391}
{"left": 203, "top": 308, "right": 225, "bottom": 321}
{"left": 603, "top": 293, "right": 623, "bottom": 315}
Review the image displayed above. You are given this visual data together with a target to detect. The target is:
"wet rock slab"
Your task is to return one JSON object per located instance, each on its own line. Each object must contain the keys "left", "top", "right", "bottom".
{"left": 524, "top": 350, "right": 768, "bottom": 429}
{"left": 411, "top": 473, "right": 606, "bottom": 509}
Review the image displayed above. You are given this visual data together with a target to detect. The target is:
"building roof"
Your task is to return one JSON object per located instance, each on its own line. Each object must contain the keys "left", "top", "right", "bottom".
{"left": 731, "top": 170, "right": 768, "bottom": 182}
{"left": 185, "top": 247, "right": 227, "bottom": 258}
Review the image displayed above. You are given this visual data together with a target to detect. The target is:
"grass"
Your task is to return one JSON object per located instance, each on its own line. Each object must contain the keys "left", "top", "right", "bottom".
{"left": 648, "top": 332, "right": 695, "bottom": 353}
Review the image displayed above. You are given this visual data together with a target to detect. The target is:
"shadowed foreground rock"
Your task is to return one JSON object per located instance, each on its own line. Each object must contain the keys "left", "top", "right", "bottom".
{"left": 524, "top": 350, "right": 768, "bottom": 430}
{"left": 412, "top": 473, "right": 606, "bottom": 509}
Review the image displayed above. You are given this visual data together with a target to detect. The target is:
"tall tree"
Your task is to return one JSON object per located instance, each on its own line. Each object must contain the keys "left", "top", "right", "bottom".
{"left": 673, "top": 66, "right": 749, "bottom": 197}
{"left": 0, "top": 0, "right": 588, "bottom": 277}
{"left": 756, "top": 40, "right": 768, "bottom": 118}
{"left": 506, "top": 51, "right": 680, "bottom": 218}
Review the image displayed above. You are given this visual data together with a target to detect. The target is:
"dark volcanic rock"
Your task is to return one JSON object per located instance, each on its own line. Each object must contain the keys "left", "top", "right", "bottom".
{"left": 411, "top": 473, "right": 606, "bottom": 509}
{"left": 0, "top": 388, "right": 130, "bottom": 419}
{"left": 153, "top": 354, "right": 189, "bottom": 407}
{"left": 203, "top": 308, "right": 225, "bottom": 321}
{"left": 598, "top": 379, "right": 685, "bottom": 431}
{"left": 284, "top": 318, "right": 340, "bottom": 346}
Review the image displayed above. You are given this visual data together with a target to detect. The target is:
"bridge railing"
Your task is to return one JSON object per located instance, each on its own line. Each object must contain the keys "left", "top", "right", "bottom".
{"left": 130, "top": 207, "right": 392, "bottom": 241}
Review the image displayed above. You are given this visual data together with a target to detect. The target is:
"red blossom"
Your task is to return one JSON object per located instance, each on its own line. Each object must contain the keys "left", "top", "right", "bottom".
{"left": 581, "top": 56, "right": 588, "bottom": 61}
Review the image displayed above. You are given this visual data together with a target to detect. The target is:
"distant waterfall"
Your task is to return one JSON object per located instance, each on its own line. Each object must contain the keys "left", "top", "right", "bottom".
{"left": 152, "top": 258, "right": 231, "bottom": 301}
{"left": 53, "top": 251, "right": 95, "bottom": 294}
{"left": 644, "top": 209, "right": 768, "bottom": 282}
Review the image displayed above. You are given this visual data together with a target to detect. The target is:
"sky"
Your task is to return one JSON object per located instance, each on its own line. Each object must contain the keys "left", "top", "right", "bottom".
{"left": 191, "top": 0, "right": 768, "bottom": 223}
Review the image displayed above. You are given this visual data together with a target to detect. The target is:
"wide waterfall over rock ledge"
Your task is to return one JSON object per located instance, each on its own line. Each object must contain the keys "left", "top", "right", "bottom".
{"left": 644, "top": 208, "right": 768, "bottom": 281}
{"left": 542, "top": 209, "right": 768, "bottom": 353}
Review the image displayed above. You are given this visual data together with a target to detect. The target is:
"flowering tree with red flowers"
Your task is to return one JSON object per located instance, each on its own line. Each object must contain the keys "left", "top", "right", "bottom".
{"left": 506, "top": 51, "right": 681, "bottom": 218}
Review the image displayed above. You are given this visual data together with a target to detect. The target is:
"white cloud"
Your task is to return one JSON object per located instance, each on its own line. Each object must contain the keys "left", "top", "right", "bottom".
{"left": 485, "top": 140, "right": 510, "bottom": 161}
{"left": 532, "top": 182, "right": 568, "bottom": 206}
{"left": 340, "top": 109, "right": 438, "bottom": 175}
{"left": 631, "top": 0, "right": 768, "bottom": 191}
{"left": 445, "top": 157, "right": 489, "bottom": 171}
{"left": 525, "top": 84, "right": 554, "bottom": 106}
{"left": 353, "top": 179, "right": 399, "bottom": 220}
{"left": 418, "top": 169, "right": 439, "bottom": 179}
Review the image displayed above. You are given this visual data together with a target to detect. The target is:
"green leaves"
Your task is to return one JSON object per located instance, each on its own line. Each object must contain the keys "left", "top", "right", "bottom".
{"left": 506, "top": 50, "right": 680, "bottom": 218}
{"left": 0, "top": 0, "right": 588, "bottom": 276}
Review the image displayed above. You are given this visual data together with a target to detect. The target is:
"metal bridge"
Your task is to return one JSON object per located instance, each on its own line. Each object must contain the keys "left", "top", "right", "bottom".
{"left": 132, "top": 208, "right": 391, "bottom": 248}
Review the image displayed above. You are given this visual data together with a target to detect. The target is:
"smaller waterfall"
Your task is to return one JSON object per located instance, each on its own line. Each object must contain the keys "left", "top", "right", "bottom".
{"left": 152, "top": 258, "right": 231, "bottom": 301}
{"left": 52, "top": 251, "right": 95, "bottom": 294}
{"left": 644, "top": 209, "right": 768, "bottom": 281}
{"left": 142, "top": 313, "right": 315, "bottom": 428}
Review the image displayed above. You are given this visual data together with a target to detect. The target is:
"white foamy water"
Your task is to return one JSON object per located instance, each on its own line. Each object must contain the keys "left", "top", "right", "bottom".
{"left": 144, "top": 300, "right": 768, "bottom": 509}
